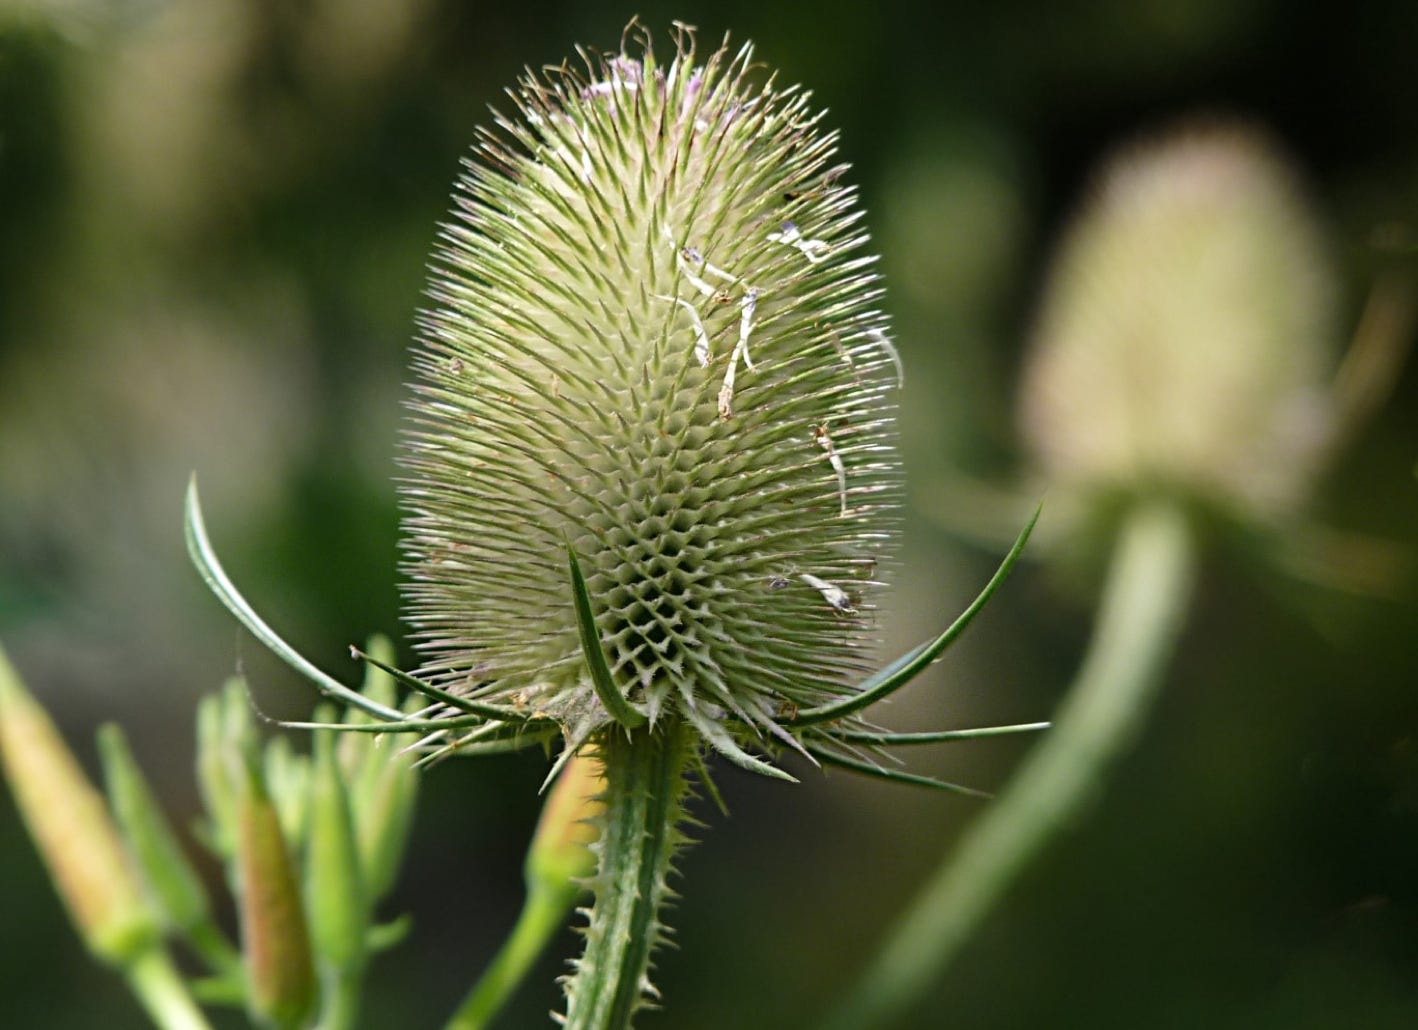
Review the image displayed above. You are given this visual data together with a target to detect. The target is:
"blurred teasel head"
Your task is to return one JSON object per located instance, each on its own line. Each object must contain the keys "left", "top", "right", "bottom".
{"left": 1019, "top": 121, "right": 1338, "bottom": 527}
{"left": 399, "top": 26, "right": 902, "bottom": 761}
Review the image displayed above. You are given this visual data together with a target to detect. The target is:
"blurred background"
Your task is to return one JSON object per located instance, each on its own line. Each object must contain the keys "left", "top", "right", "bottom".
{"left": 1, "top": 0, "right": 1415, "bottom": 1027}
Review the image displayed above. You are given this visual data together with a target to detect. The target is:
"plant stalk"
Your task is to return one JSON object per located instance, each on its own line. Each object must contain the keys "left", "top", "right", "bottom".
{"left": 561, "top": 720, "right": 694, "bottom": 1030}
{"left": 444, "top": 883, "right": 578, "bottom": 1030}
{"left": 126, "top": 947, "right": 217, "bottom": 1030}
{"left": 186, "top": 921, "right": 242, "bottom": 979}
{"left": 828, "top": 499, "right": 1196, "bottom": 1029}
{"left": 445, "top": 751, "right": 605, "bottom": 1030}
{"left": 314, "top": 965, "right": 362, "bottom": 1030}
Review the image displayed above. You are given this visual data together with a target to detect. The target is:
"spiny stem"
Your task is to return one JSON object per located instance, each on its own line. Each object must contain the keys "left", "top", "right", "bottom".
{"left": 562, "top": 720, "right": 696, "bottom": 1030}
{"left": 827, "top": 499, "right": 1196, "bottom": 1030}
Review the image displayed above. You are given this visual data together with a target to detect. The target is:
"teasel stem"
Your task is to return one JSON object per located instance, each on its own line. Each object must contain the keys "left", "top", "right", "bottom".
{"left": 561, "top": 720, "right": 697, "bottom": 1030}
{"left": 828, "top": 499, "right": 1196, "bottom": 1029}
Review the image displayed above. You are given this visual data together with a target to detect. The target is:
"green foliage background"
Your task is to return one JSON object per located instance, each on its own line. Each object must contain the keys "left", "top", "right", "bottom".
{"left": 2, "top": 1, "right": 1415, "bottom": 1027}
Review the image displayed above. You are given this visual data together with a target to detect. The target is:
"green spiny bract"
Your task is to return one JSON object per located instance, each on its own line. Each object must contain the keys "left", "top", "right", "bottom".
{"left": 401, "top": 28, "right": 901, "bottom": 766}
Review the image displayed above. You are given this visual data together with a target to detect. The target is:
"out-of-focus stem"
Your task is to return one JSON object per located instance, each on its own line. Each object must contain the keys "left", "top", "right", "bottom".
{"left": 126, "top": 947, "right": 216, "bottom": 1030}
{"left": 829, "top": 499, "right": 1196, "bottom": 1030}
{"left": 444, "top": 752, "right": 606, "bottom": 1030}
{"left": 314, "top": 966, "right": 362, "bottom": 1030}
{"left": 445, "top": 886, "right": 580, "bottom": 1030}
{"left": 185, "top": 921, "right": 242, "bottom": 980}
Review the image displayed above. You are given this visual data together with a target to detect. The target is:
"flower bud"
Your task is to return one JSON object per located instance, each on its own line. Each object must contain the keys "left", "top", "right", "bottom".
{"left": 525, "top": 751, "right": 605, "bottom": 891}
{"left": 304, "top": 715, "right": 367, "bottom": 975}
{"left": 194, "top": 678, "right": 251, "bottom": 860}
{"left": 1019, "top": 121, "right": 1336, "bottom": 523}
{"left": 343, "top": 641, "right": 421, "bottom": 903}
{"left": 264, "top": 734, "right": 311, "bottom": 847}
{"left": 350, "top": 752, "right": 418, "bottom": 904}
{"left": 98, "top": 723, "right": 215, "bottom": 940}
{"left": 235, "top": 758, "right": 315, "bottom": 1028}
{"left": 330, "top": 636, "right": 420, "bottom": 903}
{"left": 0, "top": 644, "right": 158, "bottom": 965}
{"left": 401, "top": 28, "right": 901, "bottom": 757}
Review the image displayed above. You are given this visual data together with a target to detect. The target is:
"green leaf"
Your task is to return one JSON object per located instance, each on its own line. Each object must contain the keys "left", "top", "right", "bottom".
{"left": 366, "top": 915, "right": 413, "bottom": 954}
{"left": 189, "top": 973, "right": 248, "bottom": 1007}
{"left": 685, "top": 706, "right": 797, "bottom": 782}
{"left": 411, "top": 728, "right": 559, "bottom": 767}
{"left": 276, "top": 712, "right": 552, "bottom": 736}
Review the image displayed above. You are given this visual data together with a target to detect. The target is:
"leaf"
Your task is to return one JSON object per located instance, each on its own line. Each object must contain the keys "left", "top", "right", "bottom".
{"left": 276, "top": 712, "right": 554, "bottom": 736}
{"left": 683, "top": 706, "right": 797, "bottom": 783}
{"left": 366, "top": 915, "right": 414, "bottom": 954}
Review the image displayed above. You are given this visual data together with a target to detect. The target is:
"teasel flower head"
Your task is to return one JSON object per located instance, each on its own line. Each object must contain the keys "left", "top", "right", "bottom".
{"left": 1019, "top": 121, "right": 1338, "bottom": 528}
{"left": 398, "top": 25, "right": 910, "bottom": 769}
{"left": 185, "top": 25, "right": 1039, "bottom": 784}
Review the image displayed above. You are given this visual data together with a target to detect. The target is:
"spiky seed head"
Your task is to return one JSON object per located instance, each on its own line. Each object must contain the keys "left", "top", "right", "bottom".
{"left": 400, "top": 26, "right": 900, "bottom": 756}
{"left": 1019, "top": 121, "right": 1336, "bottom": 523}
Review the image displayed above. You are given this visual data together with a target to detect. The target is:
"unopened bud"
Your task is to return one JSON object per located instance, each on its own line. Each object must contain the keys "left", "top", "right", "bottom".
{"left": 341, "top": 636, "right": 420, "bottom": 902}
{"left": 526, "top": 752, "right": 605, "bottom": 891}
{"left": 194, "top": 678, "right": 252, "bottom": 860}
{"left": 0, "top": 644, "right": 157, "bottom": 965}
{"left": 236, "top": 760, "right": 315, "bottom": 1028}
{"left": 304, "top": 717, "right": 367, "bottom": 974}
{"left": 99, "top": 723, "right": 214, "bottom": 940}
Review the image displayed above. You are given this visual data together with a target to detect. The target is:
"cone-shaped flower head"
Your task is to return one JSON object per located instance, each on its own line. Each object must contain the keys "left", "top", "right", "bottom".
{"left": 1019, "top": 122, "right": 1336, "bottom": 523}
{"left": 401, "top": 28, "right": 900, "bottom": 756}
